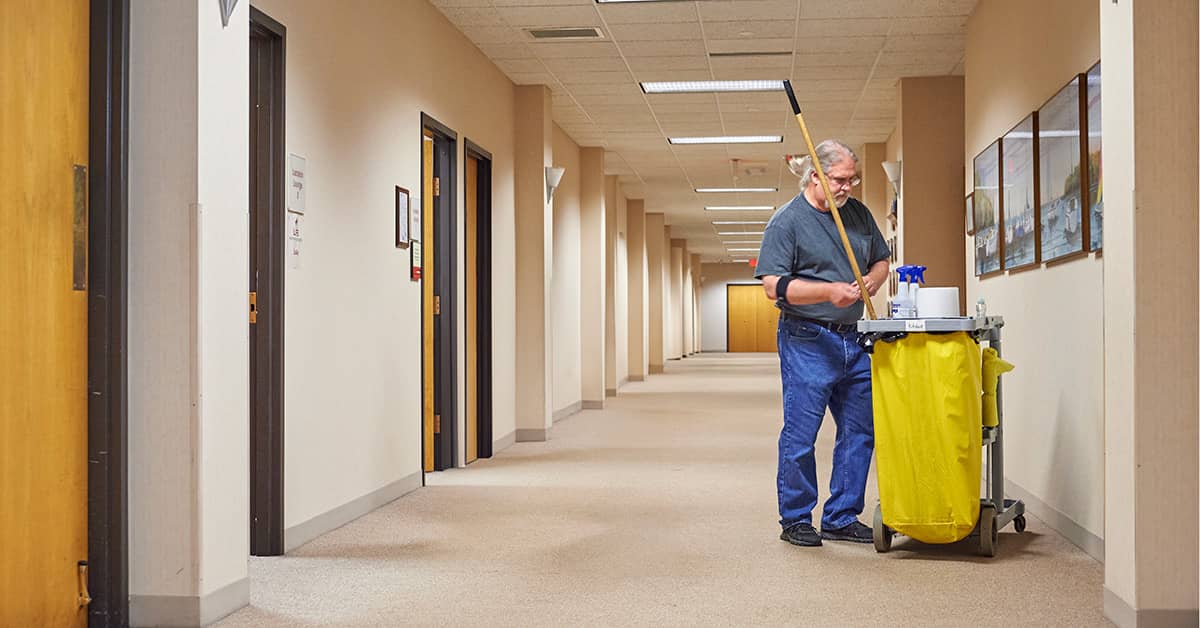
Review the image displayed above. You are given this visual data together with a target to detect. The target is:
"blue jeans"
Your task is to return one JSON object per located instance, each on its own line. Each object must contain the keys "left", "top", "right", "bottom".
{"left": 776, "top": 316, "right": 875, "bottom": 530}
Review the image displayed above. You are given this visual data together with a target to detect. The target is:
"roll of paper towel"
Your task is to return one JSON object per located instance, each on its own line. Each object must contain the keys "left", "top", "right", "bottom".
{"left": 916, "top": 287, "right": 961, "bottom": 318}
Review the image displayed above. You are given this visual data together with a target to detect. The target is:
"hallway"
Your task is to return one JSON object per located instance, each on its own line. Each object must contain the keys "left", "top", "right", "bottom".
{"left": 219, "top": 355, "right": 1108, "bottom": 627}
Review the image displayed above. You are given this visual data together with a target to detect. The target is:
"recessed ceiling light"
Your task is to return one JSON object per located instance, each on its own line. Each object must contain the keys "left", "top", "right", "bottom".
{"left": 706, "top": 206, "right": 776, "bottom": 211}
{"left": 727, "top": 248, "right": 760, "bottom": 252}
{"left": 731, "top": 259, "right": 750, "bottom": 262}
{"left": 695, "top": 187, "right": 777, "bottom": 193}
{"left": 641, "top": 80, "right": 784, "bottom": 94}
{"left": 669, "top": 135, "right": 782, "bottom": 145}
{"left": 717, "top": 231, "right": 765, "bottom": 236}
{"left": 709, "top": 51, "right": 792, "bottom": 58}
{"left": 712, "top": 220, "right": 768, "bottom": 225}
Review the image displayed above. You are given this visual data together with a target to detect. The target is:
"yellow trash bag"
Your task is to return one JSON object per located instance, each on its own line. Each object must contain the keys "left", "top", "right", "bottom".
{"left": 871, "top": 332, "right": 982, "bottom": 544}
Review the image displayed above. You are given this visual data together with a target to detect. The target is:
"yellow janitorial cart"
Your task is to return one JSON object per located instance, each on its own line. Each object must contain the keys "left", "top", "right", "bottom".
{"left": 858, "top": 316, "right": 1024, "bottom": 557}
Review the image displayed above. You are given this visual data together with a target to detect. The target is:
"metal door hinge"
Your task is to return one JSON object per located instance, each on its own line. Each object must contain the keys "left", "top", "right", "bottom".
{"left": 434, "top": 295, "right": 441, "bottom": 316}
{"left": 433, "top": 177, "right": 441, "bottom": 197}
{"left": 77, "top": 561, "right": 91, "bottom": 608}
{"left": 249, "top": 291, "right": 258, "bottom": 324}
{"left": 434, "top": 413, "right": 441, "bottom": 434}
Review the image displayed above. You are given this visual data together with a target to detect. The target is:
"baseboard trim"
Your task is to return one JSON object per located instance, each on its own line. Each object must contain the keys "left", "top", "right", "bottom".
{"left": 553, "top": 401, "right": 582, "bottom": 423}
{"left": 629, "top": 374, "right": 645, "bottom": 382}
{"left": 1004, "top": 479, "right": 1104, "bottom": 562}
{"left": 649, "top": 364, "right": 664, "bottom": 374}
{"left": 516, "top": 427, "right": 549, "bottom": 442}
{"left": 493, "top": 429, "right": 516, "bottom": 453}
{"left": 130, "top": 577, "right": 249, "bottom": 627}
{"left": 1104, "top": 587, "right": 1198, "bottom": 628}
{"left": 284, "top": 472, "right": 422, "bottom": 553}
{"left": 582, "top": 400, "right": 604, "bottom": 410}
{"left": 605, "top": 388, "right": 617, "bottom": 398}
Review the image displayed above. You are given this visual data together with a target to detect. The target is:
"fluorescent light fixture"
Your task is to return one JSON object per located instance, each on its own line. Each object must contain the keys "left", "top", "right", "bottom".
{"left": 669, "top": 135, "right": 782, "bottom": 145}
{"left": 705, "top": 206, "right": 776, "bottom": 211}
{"left": 720, "top": 240, "right": 761, "bottom": 244}
{"left": 641, "top": 80, "right": 784, "bottom": 94}
{"left": 717, "top": 231, "right": 764, "bottom": 236}
{"left": 712, "top": 220, "right": 768, "bottom": 225}
{"left": 695, "top": 187, "right": 777, "bottom": 193}
{"left": 731, "top": 259, "right": 751, "bottom": 263}
{"left": 727, "top": 248, "right": 760, "bottom": 252}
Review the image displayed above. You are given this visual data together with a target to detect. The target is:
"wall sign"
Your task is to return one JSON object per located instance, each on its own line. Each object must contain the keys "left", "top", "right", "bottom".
{"left": 410, "top": 240, "right": 422, "bottom": 281}
{"left": 288, "top": 154, "right": 306, "bottom": 214}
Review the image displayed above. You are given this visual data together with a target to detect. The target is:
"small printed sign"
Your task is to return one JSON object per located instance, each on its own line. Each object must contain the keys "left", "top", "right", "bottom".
{"left": 904, "top": 319, "right": 927, "bottom": 332}
{"left": 288, "top": 154, "right": 306, "bottom": 214}
{"left": 411, "top": 240, "right": 422, "bottom": 281}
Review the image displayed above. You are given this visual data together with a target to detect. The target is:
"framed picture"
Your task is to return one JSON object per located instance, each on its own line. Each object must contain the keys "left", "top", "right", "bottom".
{"left": 965, "top": 193, "right": 975, "bottom": 235}
{"left": 1085, "top": 62, "right": 1102, "bottom": 252}
{"left": 410, "top": 194, "right": 422, "bottom": 244}
{"left": 973, "top": 140, "right": 1002, "bottom": 277}
{"left": 395, "top": 186, "right": 410, "bottom": 248}
{"left": 1037, "top": 76, "right": 1086, "bottom": 263}
{"left": 1002, "top": 112, "right": 1039, "bottom": 271}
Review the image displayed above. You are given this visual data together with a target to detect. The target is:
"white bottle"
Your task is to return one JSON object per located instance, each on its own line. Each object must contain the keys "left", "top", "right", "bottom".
{"left": 892, "top": 266, "right": 911, "bottom": 318}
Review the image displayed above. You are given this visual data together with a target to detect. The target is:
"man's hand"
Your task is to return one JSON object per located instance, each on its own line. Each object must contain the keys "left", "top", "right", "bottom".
{"left": 861, "top": 275, "right": 880, "bottom": 297}
{"left": 828, "top": 282, "right": 862, "bottom": 308}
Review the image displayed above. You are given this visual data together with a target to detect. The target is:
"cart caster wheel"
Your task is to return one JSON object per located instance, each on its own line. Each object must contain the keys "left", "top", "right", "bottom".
{"left": 1014, "top": 515, "right": 1027, "bottom": 534}
{"left": 979, "top": 505, "right": 998, "bottom": 557}
{"left": 873, "top": 504, "right": 892, "bottom": 553}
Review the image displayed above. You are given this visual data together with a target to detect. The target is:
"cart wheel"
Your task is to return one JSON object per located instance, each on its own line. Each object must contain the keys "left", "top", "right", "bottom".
{"left": 873, "top": 503, "right": 892, "bottom": 553}
{"left": 1014, "top": 515, "right": 1027, "bottom": 534}
{"left": 979, "top": 504, "right": 998, "bottom": 557}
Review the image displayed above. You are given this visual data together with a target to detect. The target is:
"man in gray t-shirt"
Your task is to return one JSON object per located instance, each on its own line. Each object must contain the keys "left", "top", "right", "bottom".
{"left": 754, "top": 140, "right": 890, "bottom": 547}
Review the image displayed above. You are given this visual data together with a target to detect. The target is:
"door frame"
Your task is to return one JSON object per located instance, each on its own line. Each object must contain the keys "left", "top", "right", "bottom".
{"left": 464, "top": 139, "right": 493, "bottom": 459}
{"left": 87, "top": 0, "right": 130, "bottom": 625}
{"left": 248, "top": 5, "right": 286, "bottom": 557}
{"left": 420, "top": 113, "right": 458, "bottom": 473}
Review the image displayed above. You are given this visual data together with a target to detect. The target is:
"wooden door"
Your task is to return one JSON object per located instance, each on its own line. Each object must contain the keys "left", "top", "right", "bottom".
{"left": 465, "top": 155, "right": 478, "bottom": 464}
{"left": 755, "top": 291, "right": 781, "bottom": 352}
{"left": 422, "top": 132, "right": 436, "bottom": 472}
{"left": 726, "top": 285, "right": 758, "bottom": 352}
{"left": 1, "top": 1, "right": 91, "bottom": 625}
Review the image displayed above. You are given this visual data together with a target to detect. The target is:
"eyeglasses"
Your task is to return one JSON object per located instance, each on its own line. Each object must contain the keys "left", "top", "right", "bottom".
{"left": 824, "top": 175, "right": 861, "bottom": 189}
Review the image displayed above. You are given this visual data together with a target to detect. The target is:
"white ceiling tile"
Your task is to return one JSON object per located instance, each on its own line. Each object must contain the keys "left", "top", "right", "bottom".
{"left": 634, "top": 70, "right": 716, "bottom": 83}
{"left": 430, "top": 0, "right": 492, "bottom": 7}
{"left": 698, "top": 1, "right": 799, "bottom": 22}
{"left": 494, "top": 5, "right": 601, "bottom": 28}
{"left": 705, "top": 39, "right": 794, "bottom": 55}
{"left": 439, "top": 6, "right": 503, "bottom": 25}
{"left": 607, "top": 22, "right": 704, "bottom": 41}
{"left": 951, "top": 59, "right": 965, "bottom": 75}
{"left": 646, "top": 93, "right": 719, "bottom": 107}
{"left": 561, "top": 81, "right": 642, "bottom": 96}
{"left": 625, "top": 56, "right": 711, "bottom": 72}
{"left": 556, "top": 71, "right": 635, "bottom": 85}
{"left": 598, "top": 3, "right": 700, "bottom": 25}
{"left": 495, "top": 58, "right": 547, "bottom": 74}
{"left": 478, "top": 43, "right": 535, "bottom": 59}
{"left": 530, "top": 41, "right": 621, "bottom": 59}
{"left": 491, "top": 0, "right": 593, "bottom": 5}
{"left": 461, "top": 25, "right": 528, "bottom": 44}
{"left": 619, "top": 40, "right": 707, "bottom": 57}
{"left": 794, "top": 51, "right": 882, "bottom": 67}
{"left": 506, "top": 72, "right": 558, "bottom": 85}
{"left": 794, "top": 18, "right": 891, "bottom": 37}
{"left": 542, "top": 56, "right": 628, "bottom": 73}
{"left": 883, "top": 34, "right": 966, "bottom": 52}
{"left": 573, "top": 91, "right": 648, "bottom": 106}
{"left": 794, "top": 36, "right": 884, "bottom": 52}
{"left": 711, "top": 66, "right": 794, "bottom": 81}
{"left": 702, "top": 20, "right": 796, "bottom": 40}
{"left": 706, "top": 50, "right": 793, "bottom": 69}
{"left": 890, "top": 16, "right": 969, "bottom": 35}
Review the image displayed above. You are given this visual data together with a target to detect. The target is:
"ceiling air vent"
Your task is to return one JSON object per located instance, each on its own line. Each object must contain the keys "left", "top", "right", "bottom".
{"left": 526, "top": 27, "right": 605, "bottom": 41}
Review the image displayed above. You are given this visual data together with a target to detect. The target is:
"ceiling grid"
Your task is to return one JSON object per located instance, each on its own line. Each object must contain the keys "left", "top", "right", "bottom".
{"left": 431, "top": 0, "right": 977, "bottom": 260}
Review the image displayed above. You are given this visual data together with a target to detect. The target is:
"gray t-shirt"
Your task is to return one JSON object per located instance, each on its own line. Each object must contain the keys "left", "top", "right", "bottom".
{"left": 754, "top": 193, "right": 890, "bottom": 324}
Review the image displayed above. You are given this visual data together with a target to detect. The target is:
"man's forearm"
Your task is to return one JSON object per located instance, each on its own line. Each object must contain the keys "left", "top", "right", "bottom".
{"left": 763, "top": 275, "right": 832, "bottom": 305}
{"left": 865, "top": 260, "right": 889, "bottom": 296}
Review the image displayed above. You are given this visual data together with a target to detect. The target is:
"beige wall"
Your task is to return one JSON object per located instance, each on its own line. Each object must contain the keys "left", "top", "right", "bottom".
{"left": 579, "top": 148, "right": 606, "bottom": 405}
{"left": 646, "top": 213, "right": 666, "bottom": 373}
{"left": 250, "top": 0, "right": 520, "bottom": 520}
{"left": 604, "top": 176, "right": 631, "bottom": 394}
{"left": 129, "top": 1, "right": 250, "bottom": 621}
{"left": 551, "top": 126, "right": 582, "bottom": 414}
{"left": 860, "top": 142, "right": 891, "bottom": 316}
{"left": 965, "top": 0, "right": 1103, "bottom": 554}
{"left": 669, "top": 240, "right": 685, "bottom": 360}
{"left": 700, "top": 262, "right": 766, "bottom": 352}
{"left": 682, "top": 251, "right": 694, "bottom": 356}
{"left": 899, "top": 76, "right": 966, "bottom": 313}
{"left": 626, "top": 200, "right": 647, "bottom": 380}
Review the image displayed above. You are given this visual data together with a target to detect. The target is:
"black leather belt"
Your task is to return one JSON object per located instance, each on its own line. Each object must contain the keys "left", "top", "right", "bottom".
{"left": 780, "top": 312, "right": 858, "bottom": 333}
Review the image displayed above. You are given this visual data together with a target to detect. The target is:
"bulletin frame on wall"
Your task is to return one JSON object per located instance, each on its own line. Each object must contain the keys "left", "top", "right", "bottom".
{"left": 1084, "top": 61, "right": 1102, "bottom": 253}
{"left": 1037, "top": 74, "right": 1087, "bottom": 265}
{"left": 1001, "top": 112, "right": 1040, "bottom": 272}
{"left": 973, "top": 140, "right": 1003, "bottom": 278}
{"left": 395, "top": 185, "right": 410, "bottom": 248}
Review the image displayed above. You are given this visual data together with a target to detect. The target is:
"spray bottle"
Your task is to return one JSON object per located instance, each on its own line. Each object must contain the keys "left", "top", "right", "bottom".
{"left": 908, "top": 265, "right": 927, "bottom": 318}
{"left": 892, "top": 265, "right": 913, "bottom": 318}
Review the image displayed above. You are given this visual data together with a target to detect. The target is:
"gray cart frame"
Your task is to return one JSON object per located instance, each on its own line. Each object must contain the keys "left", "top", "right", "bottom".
{"left": 857, "top": 316, "right": 1026, "bottom": 557}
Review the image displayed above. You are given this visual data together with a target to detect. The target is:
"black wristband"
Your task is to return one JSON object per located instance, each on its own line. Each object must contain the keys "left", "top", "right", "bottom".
{"left": 776, "top": 275, "right": 796, "bottom": 304}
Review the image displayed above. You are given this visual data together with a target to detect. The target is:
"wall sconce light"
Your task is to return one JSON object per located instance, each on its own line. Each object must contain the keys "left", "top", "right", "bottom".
{"left": 545, "top": 166, "right": 565, "bottom": 203}
{"left": 881, "top": 160, "right": 902, "bottom": 197}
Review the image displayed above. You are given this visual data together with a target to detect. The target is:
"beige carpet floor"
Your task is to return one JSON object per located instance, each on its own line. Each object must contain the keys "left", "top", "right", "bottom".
{"left": 217, "top": 353, "right": 1109, "bottom": 627}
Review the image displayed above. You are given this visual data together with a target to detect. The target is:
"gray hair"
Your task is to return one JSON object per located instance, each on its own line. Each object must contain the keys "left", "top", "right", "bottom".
{"left": 796, "top": 140, "right": 859, "bottom": 186}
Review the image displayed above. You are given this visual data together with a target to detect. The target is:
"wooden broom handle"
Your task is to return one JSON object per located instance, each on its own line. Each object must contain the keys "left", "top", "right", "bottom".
{"left": 783, "top": 80, "right": 877, "bottom": 320}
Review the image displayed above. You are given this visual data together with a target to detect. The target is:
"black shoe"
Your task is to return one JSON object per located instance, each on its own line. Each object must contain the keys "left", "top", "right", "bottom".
{"left": 820, "top": 521, "right": 873, "bottom": 543}
{"left": 780, "top": 523, "right": 823, "bottom": 547}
